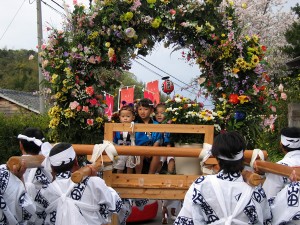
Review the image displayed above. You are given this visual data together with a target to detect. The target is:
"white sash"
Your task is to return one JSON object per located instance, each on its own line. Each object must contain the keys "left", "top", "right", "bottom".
{"left": 0, "top": 195, "right": 19, "bottom": 225}
{"left": 210, "top": 176, "right": 252, "bottom": 225}
{"left": 46, "top": 181, "right": 99, "bottom": 225}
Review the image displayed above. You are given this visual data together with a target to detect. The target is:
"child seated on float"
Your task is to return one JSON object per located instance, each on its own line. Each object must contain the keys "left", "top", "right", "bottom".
{"left": 134, "top": 98, "right": 161, "bottom": 174}
{"left": 154, "top": 103, "right": 180, "bottom": 224}
{"left": 113, "top": 103, "right": 137, "bottom": 173}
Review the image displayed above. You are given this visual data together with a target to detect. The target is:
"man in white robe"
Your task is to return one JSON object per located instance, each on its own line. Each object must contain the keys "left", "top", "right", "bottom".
{"left": 34, "top": 142, "right": 131, "bottom": 225}
{"left": 174, "top": 131, "right": 272, "bottom": 225}
{"left": 270, "top": 181, "right": 300, "bottom": 225}
{"left": 263, "top": 127, "right": 300, "bottom": 200}
{"left": 18, "top": 128, "right": 53, "bottom": 200}
{"left": 0, "top": 164, "right": 36, "bottom": 225}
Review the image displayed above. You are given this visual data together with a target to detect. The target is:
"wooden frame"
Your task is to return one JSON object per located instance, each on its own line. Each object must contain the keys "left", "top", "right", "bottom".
{"left": 74, "top": 123, "right": 215, "bottom": 200}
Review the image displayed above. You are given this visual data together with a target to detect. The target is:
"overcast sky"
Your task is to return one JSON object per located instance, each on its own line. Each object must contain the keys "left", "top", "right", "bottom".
{"left": 0, "top": 0, "right": 298, "bottom": 107}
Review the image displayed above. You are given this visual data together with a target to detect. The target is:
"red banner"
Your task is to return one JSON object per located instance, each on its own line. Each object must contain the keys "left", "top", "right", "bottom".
{"left": 145, "top": 80, "right": 160, "bottom": 105}
{"left": 144, "top": 90, "right": 154, "bottom": 103}
{"left": 120, "top": 86, "right": 135, "bottom": 107}
{"left": 105, "top": 94, "right": 114, "bottom": 120}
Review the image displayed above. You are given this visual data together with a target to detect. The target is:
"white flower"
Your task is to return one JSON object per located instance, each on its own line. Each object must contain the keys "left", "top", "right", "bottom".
{"left": 278, "top": 83, "right": 284, "bottom": 92}
{"left": 125, "top": 27, "right": 136, "bottom": 38}
{"left": 174, "top": 97, "right": 182, "bottom": 103}
{"left": 28, "top": 54, "right": 34, "bottom": 60}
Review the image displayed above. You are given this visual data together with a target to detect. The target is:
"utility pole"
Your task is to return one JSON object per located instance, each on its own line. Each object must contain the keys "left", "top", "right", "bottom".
{"left": 37, "top": 0, "right": 45, "bottom": 113}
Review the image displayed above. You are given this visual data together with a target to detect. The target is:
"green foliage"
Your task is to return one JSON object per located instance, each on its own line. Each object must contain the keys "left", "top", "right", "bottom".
{"left": 282, "top": 4, "right": 300, "bottom": 58}
{"left": 0, "top": 49, "right": 39, "bottom": 92}
{"left": 0, "top": 113, "right": 50, "bottom": 164}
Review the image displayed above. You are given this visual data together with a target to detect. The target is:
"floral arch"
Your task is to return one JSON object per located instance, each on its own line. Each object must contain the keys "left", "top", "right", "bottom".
{"left": 42, "top": 0, "right": 275, "bottom": 146}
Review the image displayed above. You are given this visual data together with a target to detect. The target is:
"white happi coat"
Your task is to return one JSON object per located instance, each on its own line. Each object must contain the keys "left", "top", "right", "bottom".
{"left": 24, "top": 167, "right": 52, "bottom": 200}
{"left": 0, "top": 165, "right": 36, "bottom": 225}
{"left": 35, "top": 171, "right": 126, "bottom": 225}
{"left": 270, "top": 182, "right": 300, "bottom": 225}
{"left": 174, "top": 171, "right": 272, "bottom": 225}
{"left": 263, "top": 151, "right": 300, "bottom": 200}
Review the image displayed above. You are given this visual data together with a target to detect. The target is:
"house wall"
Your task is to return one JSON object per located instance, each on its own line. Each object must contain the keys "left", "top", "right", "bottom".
{"left": 0, "top": 98, "right": 33, "bottom": 116}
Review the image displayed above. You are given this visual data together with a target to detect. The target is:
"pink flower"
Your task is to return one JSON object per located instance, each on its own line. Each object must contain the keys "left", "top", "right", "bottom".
{"left": 85, "top": 86, "right": 94, "bottom": 96}
{"left": 73, "top": 0, "right": 77, "bottom": 4}
{"left": 82, "top": 106, "right": 89, "bottom": 112}
{"left": 270, "top": 106, "right": 276, "bottom": 112}
{"left": 89, "top": 98, "right": 98, "bottom": 106}
{"left": 88, "top": 56, "right": 96, "bottom": 64}
{"left": 281, "top": 92, "right": 287, "bottom": 100}
{"left": 69, "top": 101, "right": 79, "bottom": 110}
{"left": 170, "top": 9, "right": 176, "bottom": 15}
{"left": 41, "top": 44, "right": 47, "bottom": 50}
{"left": 87, "top": 119, "right": 94, "bottom": 126}
{"left": 76, "top": 105, "right": 82, "bottom": 111}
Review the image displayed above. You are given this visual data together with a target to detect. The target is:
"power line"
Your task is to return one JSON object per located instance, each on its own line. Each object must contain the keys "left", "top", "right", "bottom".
{"left": 0, "top": 0, "right": 26, "bottom": 41}
{"left": 49, "top": 0, "right": 64, "bottom": 10}
{"left": 136, "top": 56, "right": 196, "bottom": 88}
{"left": 133, "top": 59, "right": 197, "bottom": 96}
{"left": 41, "top": 0, "right": 66, "bottom": 17}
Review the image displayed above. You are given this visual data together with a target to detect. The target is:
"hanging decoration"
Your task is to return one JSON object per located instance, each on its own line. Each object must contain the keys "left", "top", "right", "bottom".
{"left": 161, "top": 76, "right": 174, "bottom": 95}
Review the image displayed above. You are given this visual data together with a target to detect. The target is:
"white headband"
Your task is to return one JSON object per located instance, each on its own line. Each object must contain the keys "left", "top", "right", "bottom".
{"left": 281, "top": 135, "right": 300, "bottom": 149}
{"left": 217, "top": 150, "right": 244, "bottom": 161}
{"left": 49, "top": 146, "right": 76, "bottom": 167}
{"left": 18, "top": 134, "right": 43, "bottom": 146}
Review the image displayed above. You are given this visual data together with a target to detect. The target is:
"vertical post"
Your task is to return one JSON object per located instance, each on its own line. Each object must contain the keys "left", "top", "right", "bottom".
{"left": 37, "top": 0, "right": 45, "bottom": 113}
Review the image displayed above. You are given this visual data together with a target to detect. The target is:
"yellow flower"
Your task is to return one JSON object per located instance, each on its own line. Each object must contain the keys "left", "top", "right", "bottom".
{"left": 241, "top": 3, "right": 247, "bottom": 9}
{"left": 96, "top": 117, "right": 104, "bottom": 123}
{"left": 123, "top": 12, "right": 133, "bottom": 21}
{"left": 147, "top": 0, "right": 156, "bottom": 3}
{"left": 88, "top": 31, "right": 99, "bottom": 40}
{"left": 252, "top": 34, "right": 259, "bottom": 43}
{"left": 221, "top": 33, "right": 226, "bottom": 37}
{"left": 195, "top": 25, "right": 203, "bottom": 33}
{"left": 238, "top": 95, "right": 249, "bottom": 104}
{"left": 49, "top": 118, "right": 60, "bottom": 128}
{"left": 48, "top": 105, "right": 61, "bottom": 116}
{"left": 51, "top": 74, "right": 58, "bottom": 84}
{"left": 64, "top": 109, "right": 75, "bottom": 118}
{"left": 55, "top": 92, "right": 62, "bottom": 99}
{"left": 245, "top": 35, "right": 250, "bottom": 41}
{"left": 228, "top": 0, "right": 234, "bottom": 6}
{"left": 105, "top": 42, "right": 111, "bottom": 48}
{"left": 251, "top": 55, "right": 259, "bottom": 66}
{"left": 108, "top": 48, "right": 115, "bottom": 58}
{"left": 151, "top": 18, "right": 161, "bottom": 28}
{"left": 135, "top": 43, "right": 143, "bottom": 48}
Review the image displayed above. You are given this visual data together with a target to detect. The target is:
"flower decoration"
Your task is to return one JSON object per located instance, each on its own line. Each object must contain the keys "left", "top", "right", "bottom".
{"left": 40, "top": 0, "right": 282, "bottom": 146}
{"left": 164, "top": 94, "right": 222, "bottom": 144}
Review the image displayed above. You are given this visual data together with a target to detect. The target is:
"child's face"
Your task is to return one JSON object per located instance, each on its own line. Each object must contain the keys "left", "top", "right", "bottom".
{"left": 119, "top": 110, "right": 135, "bottom": 123}
{"left": 155, "top": 106, "right": 165, "bottom": 123}
{"left": 137, "top": 106, "right": 153, "bottom": 120}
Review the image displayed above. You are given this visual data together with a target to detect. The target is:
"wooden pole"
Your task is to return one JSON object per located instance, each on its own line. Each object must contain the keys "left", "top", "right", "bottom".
{"left": 6, "top": 155, "right": 45, "bottom": 171}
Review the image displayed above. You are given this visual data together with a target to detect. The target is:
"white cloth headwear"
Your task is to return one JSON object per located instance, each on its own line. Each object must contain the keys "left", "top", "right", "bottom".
{"left": 217, "top": 150, "right": 244, "bottom": 161}
{"left": 17, "top": 134, "right": 43, "bottom": 146}
{"left": 42, "top": 145, "right": 76, "bottom": 171}
{"left": 199, "top": 143, "right": 212, "bottom": 165}
{"left": 281, "top": 135, "right": 300, "bottom": 150}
